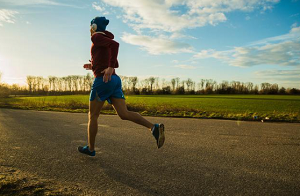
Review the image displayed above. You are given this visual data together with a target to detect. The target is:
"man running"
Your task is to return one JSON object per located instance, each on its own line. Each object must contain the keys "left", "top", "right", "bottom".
{"left": 78, "top": 16, "right": 165, "bottom": 156}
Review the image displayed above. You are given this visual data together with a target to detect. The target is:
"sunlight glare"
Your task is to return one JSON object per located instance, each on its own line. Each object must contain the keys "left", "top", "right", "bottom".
{"left": 0, "top": 54, "right": 25, "bottom": 85}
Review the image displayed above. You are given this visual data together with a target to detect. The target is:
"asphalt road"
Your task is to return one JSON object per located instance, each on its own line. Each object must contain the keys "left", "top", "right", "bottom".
{"left": 0, "top": 108, "right": 300, "bottom": 195}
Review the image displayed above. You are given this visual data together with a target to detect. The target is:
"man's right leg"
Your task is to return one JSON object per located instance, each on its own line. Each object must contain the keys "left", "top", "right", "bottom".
{"left": 88, "top": 98, "right": 105, "bottom": 151}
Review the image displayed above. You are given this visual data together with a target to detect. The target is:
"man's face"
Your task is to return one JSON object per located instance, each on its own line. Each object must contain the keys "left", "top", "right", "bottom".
{"left": 90, "top": 26, "right": 95, "bottom": 36}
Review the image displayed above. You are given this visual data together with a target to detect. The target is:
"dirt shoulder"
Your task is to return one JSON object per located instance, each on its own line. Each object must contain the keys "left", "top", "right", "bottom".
{"left": 0, "top": 166, "right": 94, "bottom": 196}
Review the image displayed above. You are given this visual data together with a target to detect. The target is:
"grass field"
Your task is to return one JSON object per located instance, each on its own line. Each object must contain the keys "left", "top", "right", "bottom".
{"left": 0, "top": 94, "right": 299, "bottom": 122}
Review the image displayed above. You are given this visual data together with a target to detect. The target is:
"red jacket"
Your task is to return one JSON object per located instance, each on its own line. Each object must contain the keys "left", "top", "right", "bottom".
{"left": 90, "top": 31, "right": 119, "bottom": 77}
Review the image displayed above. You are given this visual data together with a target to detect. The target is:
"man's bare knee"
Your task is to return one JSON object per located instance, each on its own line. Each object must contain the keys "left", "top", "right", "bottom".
{"left": 89, "top": 112, "right": 99, "bottom": 121}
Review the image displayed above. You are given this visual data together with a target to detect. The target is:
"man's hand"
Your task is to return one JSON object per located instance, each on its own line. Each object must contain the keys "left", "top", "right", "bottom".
{"left": 101, "top": 67, "right": 114, "bottom": 83}
{"left": 83, "top": 63, "right": 92, "bottom": 70}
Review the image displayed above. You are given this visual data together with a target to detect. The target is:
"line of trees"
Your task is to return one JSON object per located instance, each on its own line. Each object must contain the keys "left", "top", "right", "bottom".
{"left": 120, "top": 76, "right": 300, "bottom": 95}
{"left": 26, "top": 74, "right": 94, "bottom": 94}
{"left": 1, "top": 73, "right": 300, "bottom": 97}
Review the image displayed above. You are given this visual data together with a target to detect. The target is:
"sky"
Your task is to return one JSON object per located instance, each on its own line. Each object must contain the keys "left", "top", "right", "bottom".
{"left": 0, "top": 0, "right": 299, "bottom": 88}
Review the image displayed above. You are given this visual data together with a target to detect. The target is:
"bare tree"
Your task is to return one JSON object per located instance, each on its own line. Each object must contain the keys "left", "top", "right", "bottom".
{"left": 148, "top": 77, "right": 155, "bottom": 92}
{"left": 71, "top": 75, "right": 80, "bottom": 92}
{"left": 270, "top": 83, "right": 279, "bottom": 94}
{"left": 32, "top": 76, "right": 37, "bottom": 92}
{"left": 36, "top": 77, "right": 43, "bottom": 91}
{"left": 56, "top": 78, "right": 62, "bottom": 92}
{"left": 125, "top": 76, "right": 131, "bottom": 91}
{"left": 82, "top": 76, "right": 87, "bottom": 92}
{"left": 130, "top": 77, "right": 138, "bottom": 91}
{"left": 212, "top": 80, "right": 217, "bottom": 92}
{"left": 120, "top": 76, "right": 129, "bottom": 90}
{"left": 41, "top": 78, "right": 48, "bottom": 91}
{"left": 78, "top": 76, "right": 84, "bottom": 91}
{"left": 61, "top": 77, "right": 68, "bottom": 91}
{"left": 185, "top": 78, "right": 193, "bottom": 92}
{"left": 246, "top": 82, "right": 253, "bottom": 92}
{"left": 200, "top": 79, "right": 205, "bottom": 90}
{"left": 140, "top": 78, "right": 147, "bottom": 90}
{"left": 219, "top": 80, "right": 229, "bottom": 92}
{"left": 163, "top": 78, "right": 169, "bottom": 90}
{"left": 205, "top": 79, "right": 211, "bottom": 90}
{"left": 67, "top": 76, "right": 73, "bottom": 92}
{"left": 48, "top": 76, "right": 58, "bottom": 91}
{"left": 154, "top": 77, "right": 159, "bottom": 90}
{"left": 192, "top": 81, "right": 196, "bottom": 92}
{"left": 48, "top": 76, "right": 53, "bottom": 91}
{"left": 175, "top": 77, "right": 180, "bottom": 90}
{"left": 27, "top": 76, "right": 34, "bottom": 93}
{"left": 53, "top": 77, "right": 59, "bottom": 91}
{"left": 261, "top": 82, "right": 271, "bottom": 94}
{"left": 85, "top": 73, "right": 93, "bottom": 91}
{"left": 171, "top": 78, "right": 176, "bottom": 91}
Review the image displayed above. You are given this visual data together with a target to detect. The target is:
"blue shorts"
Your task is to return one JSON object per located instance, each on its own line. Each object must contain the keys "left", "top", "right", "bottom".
{"left": 89, "top": 75, "right": 125, "bottom": 104}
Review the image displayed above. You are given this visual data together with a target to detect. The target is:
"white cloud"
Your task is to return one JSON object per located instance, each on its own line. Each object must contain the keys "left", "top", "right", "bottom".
{"left": 291, "top": 13, "right": 299, "bottom": 17}
{"left": 174, "top": 64, "right": 196, "bottom": 69}
{"left": 92, "top": 2, "right": 104, "bottom": 12}
{"left": 121, "top": 33, "right": 193, "bottom": 55}
{"left": 0, "top": 9, "right": 18, "bottom": 26}
{"left": 0, "top": 0, "right": 54, "bottom": 5}
{"left": 194, "top": 24, "right": 300, "bottom": 67}
{"left": 100, "top": 0, "right": 279, "bottom": 33}
{"left": 170, "top": 32, "right": 197, "bottom": 40}
{"left": 98, "top": 0, "right": 279, "bottom": 55}
{"left": 290, "top": 24, "right": 300, "bottom": 34}
{"left": 92, "top": 2, "right": 109, "bottom": 15}
{"left": 255, "top": 69, "right": 300, "bottom": 87}
{"left": 291, "top": 22, "right": 298, "bottom": 28}
{"left": 255, "top": 69, "right": 300, "bottom": 81}
{"left": 194, "top": 49, "right": 231, "bottom": 60}
{"left": 0, "top": 0, "right": 81, "bottom": 8}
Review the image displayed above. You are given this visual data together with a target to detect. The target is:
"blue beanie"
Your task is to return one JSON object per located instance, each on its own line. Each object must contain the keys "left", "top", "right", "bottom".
{"left": 91, "top": 16, "right": 109, "bottom": 32}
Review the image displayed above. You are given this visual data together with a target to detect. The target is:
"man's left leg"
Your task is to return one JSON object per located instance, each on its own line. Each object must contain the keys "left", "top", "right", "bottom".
{"left": 88, "top": 98, "right": 105, "bottom": 151}
{"left": 78, "top": 98, "right": 105, "bottom": 156}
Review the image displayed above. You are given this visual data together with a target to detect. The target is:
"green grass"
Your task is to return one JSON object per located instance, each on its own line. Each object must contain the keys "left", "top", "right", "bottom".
{"left": 0, "top": 94, "right": 300, "bottom": 122}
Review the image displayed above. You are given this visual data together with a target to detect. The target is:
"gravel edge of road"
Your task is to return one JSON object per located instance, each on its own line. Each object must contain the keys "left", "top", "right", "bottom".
{"left": 0, "top": 166, "right": 93, "bottom": 196}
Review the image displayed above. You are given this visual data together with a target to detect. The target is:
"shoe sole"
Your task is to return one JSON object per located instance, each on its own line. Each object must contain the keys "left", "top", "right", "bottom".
{"left": 157, "top": 124, "right": 165, "bottom": 149}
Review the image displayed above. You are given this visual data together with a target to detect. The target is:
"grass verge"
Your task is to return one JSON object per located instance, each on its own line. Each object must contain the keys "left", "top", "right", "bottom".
{"left": 0, "top": 95, "right": 299, "bottom": 122}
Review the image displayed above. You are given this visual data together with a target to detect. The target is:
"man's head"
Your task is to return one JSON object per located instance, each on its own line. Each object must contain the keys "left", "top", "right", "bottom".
{"left": 90, "top": 16, "right": 109, "bottom": 33}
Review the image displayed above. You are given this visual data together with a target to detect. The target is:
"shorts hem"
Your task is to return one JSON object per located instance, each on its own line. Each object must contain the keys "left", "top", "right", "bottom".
{"left": 107, "top": 96, "right": 125, "bottom": 104}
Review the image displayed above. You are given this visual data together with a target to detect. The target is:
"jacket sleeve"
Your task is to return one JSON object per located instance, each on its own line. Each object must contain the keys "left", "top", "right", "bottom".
{"left": 91, "top": 34, "right": 119, "bottom": 68}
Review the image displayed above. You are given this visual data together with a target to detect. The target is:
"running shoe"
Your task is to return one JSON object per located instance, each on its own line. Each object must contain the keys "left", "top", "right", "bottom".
{"left": 152, "top": 124, "right": 165, "bottom": 149}
{"left": 77, "top": 145, "right": 95, "bottom": 156}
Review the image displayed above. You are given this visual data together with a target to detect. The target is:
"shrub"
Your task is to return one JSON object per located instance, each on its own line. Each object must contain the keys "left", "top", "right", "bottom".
{"left": 0, "top": 85, "right": 10, "bottom": 98}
